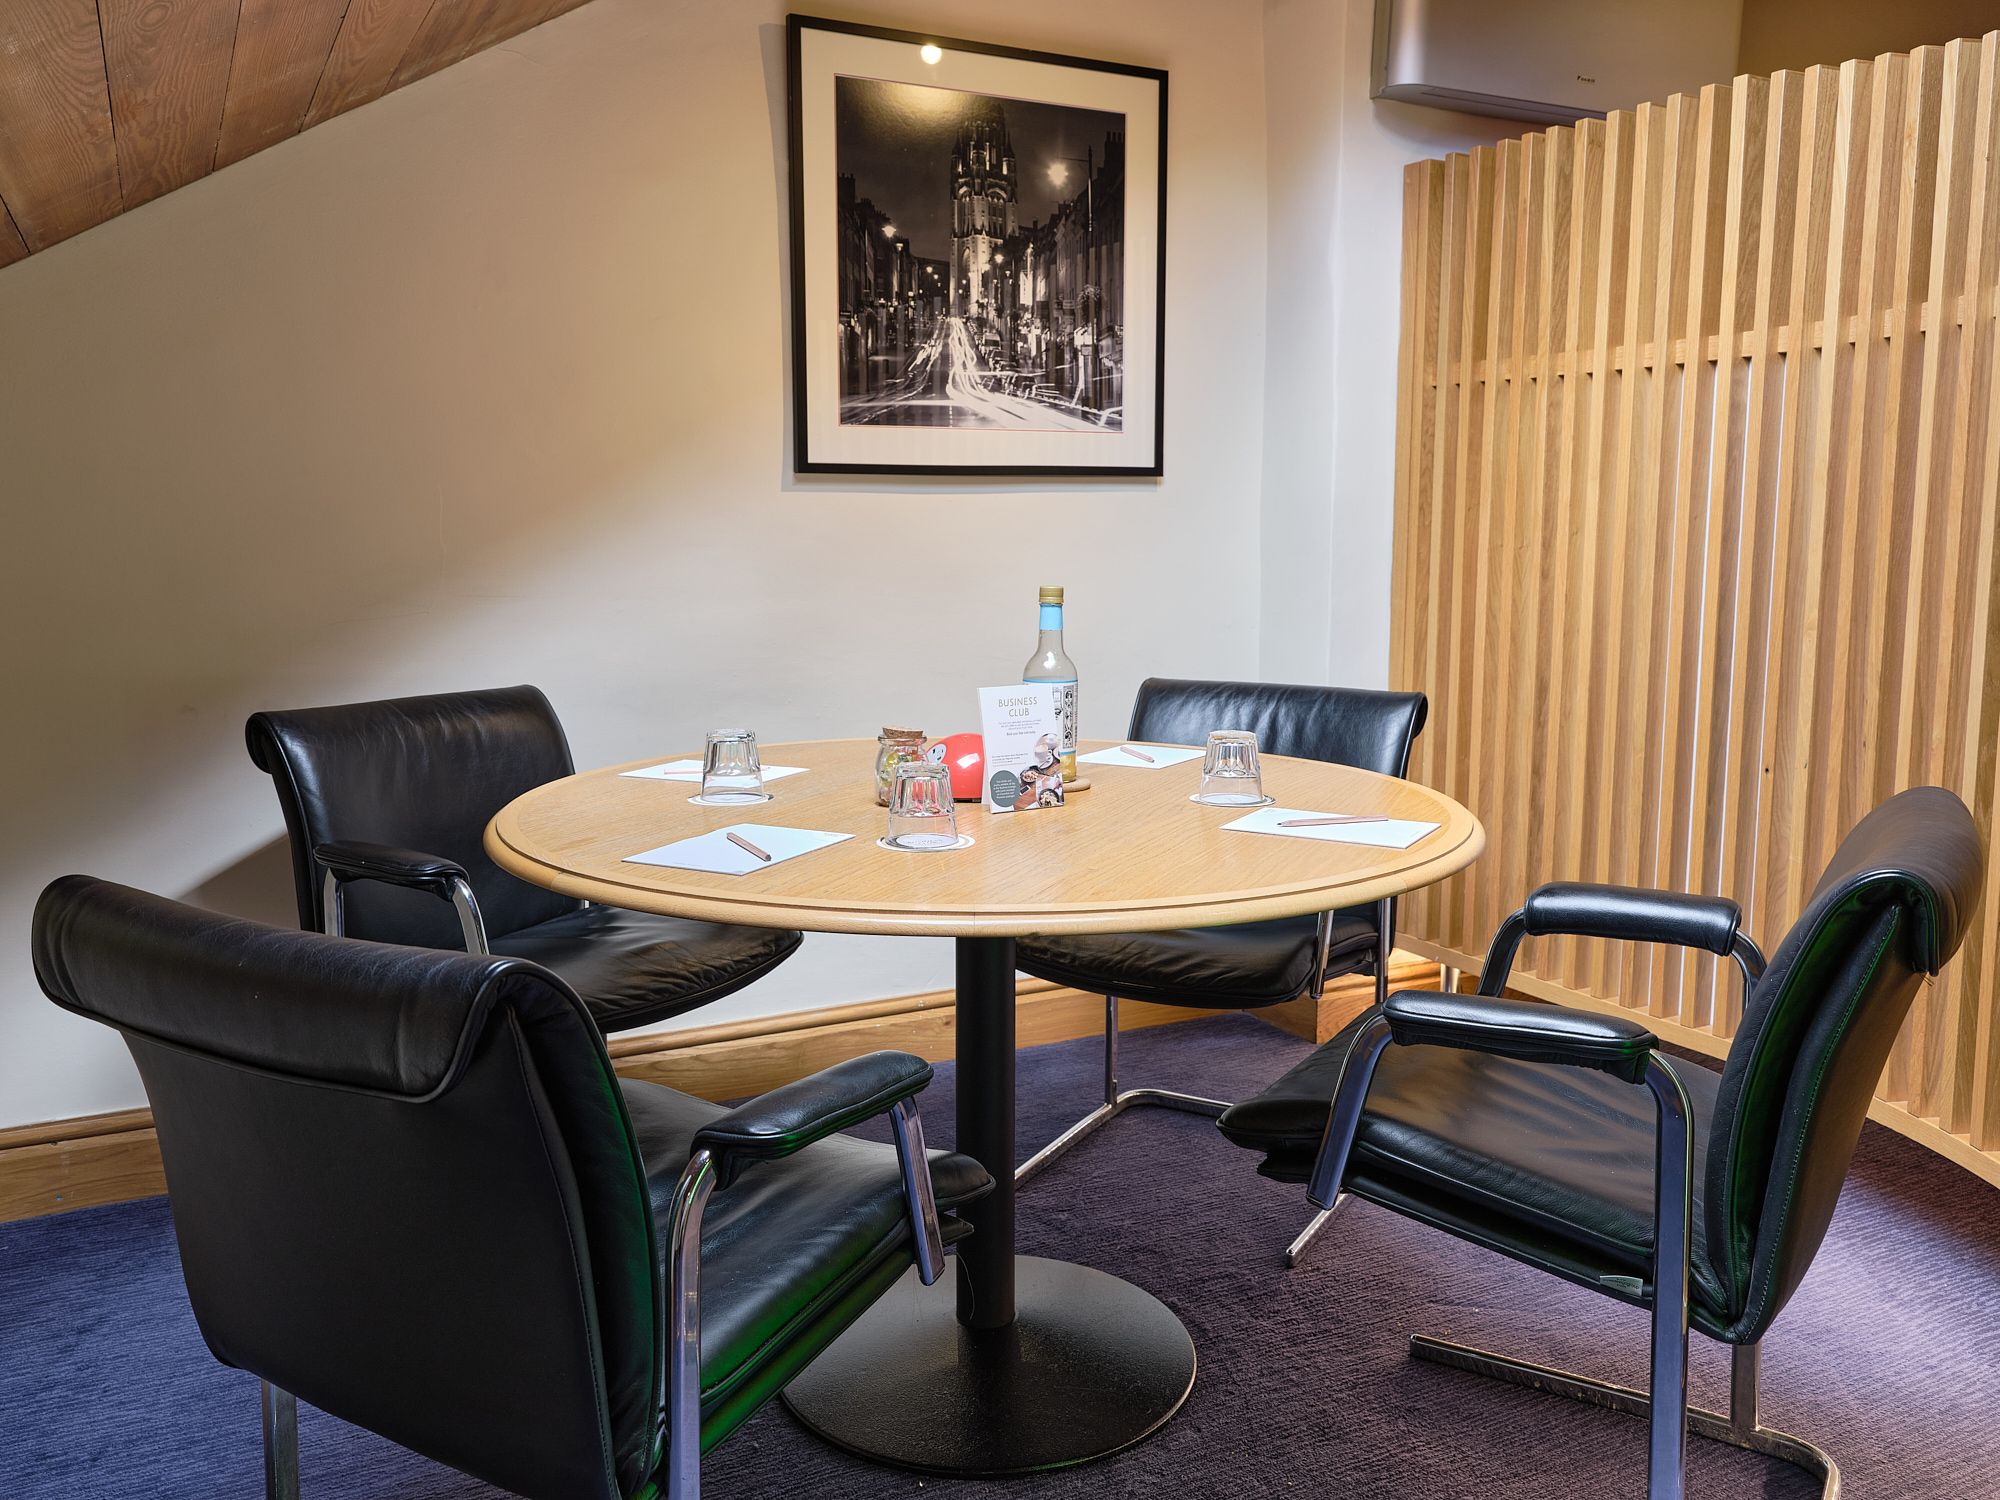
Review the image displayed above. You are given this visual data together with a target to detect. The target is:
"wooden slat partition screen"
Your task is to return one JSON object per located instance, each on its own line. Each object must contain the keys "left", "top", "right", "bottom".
{"left": 1391, "top": 34, "right": 2000, "bottom": 1188}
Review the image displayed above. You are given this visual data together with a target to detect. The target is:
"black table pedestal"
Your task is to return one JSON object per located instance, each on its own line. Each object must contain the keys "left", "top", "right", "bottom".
{"left": 780, "top": 936, "right": 1197, "bottom": 1474}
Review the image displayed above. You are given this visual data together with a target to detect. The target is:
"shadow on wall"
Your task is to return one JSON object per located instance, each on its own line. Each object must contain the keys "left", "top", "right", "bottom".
{"left": 178, "top": 838, "right": 298, "bottom": 930}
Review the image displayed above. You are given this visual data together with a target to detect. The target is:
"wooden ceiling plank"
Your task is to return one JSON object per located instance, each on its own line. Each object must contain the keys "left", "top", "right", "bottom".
{"left": 214, "top": 0, "right": 354, "bottom": 171}
{"left": 0, "top": 0, "right": 122, "bottom": 252}
{"left": 303, "top": 0, "right": 435, "bottom": 128}
{"left": 0, "top": 197, "right": 30, "bottom": 267}
{"left": 100, "top": 0, "right": 241, "bottom": 208}
{"left": 393, "top": 0, "right": 544, "bottom": 90}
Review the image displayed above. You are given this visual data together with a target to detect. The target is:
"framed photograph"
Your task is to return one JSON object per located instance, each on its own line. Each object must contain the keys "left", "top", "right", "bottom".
{"left": 787, "top": 14, "right": 1167, "bottom": 476}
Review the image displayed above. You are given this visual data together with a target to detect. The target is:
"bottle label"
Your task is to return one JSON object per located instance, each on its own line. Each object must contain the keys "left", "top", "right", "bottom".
{"left": 1043, "top": 680, "right": 1078, "bottom": 760}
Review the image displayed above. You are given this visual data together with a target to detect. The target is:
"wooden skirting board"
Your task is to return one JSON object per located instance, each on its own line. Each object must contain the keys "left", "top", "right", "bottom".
{"left": 0, "top": 956, "right": 1436, "bottom": 1224}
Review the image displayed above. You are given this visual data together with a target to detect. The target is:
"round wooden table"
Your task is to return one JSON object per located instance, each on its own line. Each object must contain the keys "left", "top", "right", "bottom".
{"left": 487, "top": 738, "right": 1482, "bottom": 1475}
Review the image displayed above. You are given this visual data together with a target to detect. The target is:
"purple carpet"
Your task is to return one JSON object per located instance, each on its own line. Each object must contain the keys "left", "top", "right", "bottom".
{"left": 4, "top": 1013, "right": 1997, "bottom": 1498}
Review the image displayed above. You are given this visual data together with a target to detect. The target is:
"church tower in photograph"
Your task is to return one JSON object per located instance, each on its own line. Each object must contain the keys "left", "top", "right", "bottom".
{"left": 949, "top": 96, "right": 1017, "bottom": 326}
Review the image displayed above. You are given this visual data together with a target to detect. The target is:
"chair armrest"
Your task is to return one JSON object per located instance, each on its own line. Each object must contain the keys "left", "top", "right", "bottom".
{"left": 1477, "top": 883, "right": 1765, "bottom": 996}
{"left": 1522, "top": 882, "right": 1742, "bottom": 955}
{"left": 694, "top": 1051, "right": 935, "bottom": 1188}
{"left": 313, "top": 841, "right": 470, "bottom": 900}
{"left": 1383, "top": 990, "right": 1658, "bottom": 1084}
{"left": 312, "top": 842, "right": 487, "bottom": 952}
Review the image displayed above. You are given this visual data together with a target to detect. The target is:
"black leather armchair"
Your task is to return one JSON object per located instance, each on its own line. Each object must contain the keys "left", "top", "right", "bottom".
{"left": 245, "top": 685, "right": 803, "bottom": 1035}
{"left": 32, "top": 876, "right": 991, "bottom": 1500}
{"left": 1014, "top": 677, "right": 1427, "bottom": 1265}
{"left": 1217, "top": 786, "right": 1984, "bottom": 1500}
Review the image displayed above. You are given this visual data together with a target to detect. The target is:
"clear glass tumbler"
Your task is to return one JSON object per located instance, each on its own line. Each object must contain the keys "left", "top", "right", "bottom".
{"left": 699, "top": 729, "right": 770, "bottom": 805}
{"left": 884, "top": 762, "right": 960, "bottom": 850}
{"left": 1194, "top": 729, "right": 1270, "bottom": 806}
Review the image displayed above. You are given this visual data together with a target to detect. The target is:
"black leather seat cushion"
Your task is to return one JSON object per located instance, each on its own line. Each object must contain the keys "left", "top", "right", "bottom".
{"left": 1016, "top": 908, "right": 1379, "bottom": 1009}
{"left": 490, "top": 907, "right": 802, "bottom": 1032}
{"left": 1219, "top": 1008, "right": 1733, "bottom": 1327}
{"left": 620, "top": 1080, "right": 990, "bottom": 1435}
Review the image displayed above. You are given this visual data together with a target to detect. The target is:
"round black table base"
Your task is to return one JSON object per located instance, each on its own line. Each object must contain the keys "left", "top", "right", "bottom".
{"left": 781, "top": 1256, "right": 1197, "bottom": 1476}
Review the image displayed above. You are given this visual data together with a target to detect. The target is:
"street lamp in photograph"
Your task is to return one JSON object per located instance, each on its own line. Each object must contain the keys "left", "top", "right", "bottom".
{"left": 1047, "top": 150, "right": 1100, "bottom": 413}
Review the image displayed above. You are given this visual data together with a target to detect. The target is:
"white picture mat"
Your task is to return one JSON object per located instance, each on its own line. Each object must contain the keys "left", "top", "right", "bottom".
{"left": 624, "top": 824, "right": 853, "bottom": 876}
{"left": 797, "top": 25, "right": 1162, "bottom": 470}
{"left": 1075, "top": 743, "right": 1204, "bottom": 768}
{"left": 1221, "top": 806, "right": 1441, "bottom": 850}
{"left": 620, "top": 760, "right": 809, "bottom": 783}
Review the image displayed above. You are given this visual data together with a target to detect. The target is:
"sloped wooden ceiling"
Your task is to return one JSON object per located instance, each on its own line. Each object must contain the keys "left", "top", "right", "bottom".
{"left": 0, "top": 0, "right": 593, "bottom": 267}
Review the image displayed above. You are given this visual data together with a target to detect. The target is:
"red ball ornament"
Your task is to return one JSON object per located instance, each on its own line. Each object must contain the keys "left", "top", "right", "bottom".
{"left": 930, "top": 732, "right": 985, "bottom": 801}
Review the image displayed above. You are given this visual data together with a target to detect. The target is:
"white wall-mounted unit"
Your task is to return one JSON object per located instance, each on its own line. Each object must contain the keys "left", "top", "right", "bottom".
{"left": 1372, "top": 0, "right": 1743, "bottom": 124}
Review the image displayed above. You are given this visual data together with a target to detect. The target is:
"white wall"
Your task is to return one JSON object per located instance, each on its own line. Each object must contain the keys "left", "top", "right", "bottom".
{"left": 1258, "top": 0, "right": 1522, "bottom": 686}
{"left": 0, "top": 0, "right": 1270, "bottom": 1129}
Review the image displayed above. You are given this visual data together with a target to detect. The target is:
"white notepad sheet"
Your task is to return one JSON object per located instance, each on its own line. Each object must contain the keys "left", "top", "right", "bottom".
{"left": 620, "top": 759, "right": 809, "bottom": 783}
{"left": 1074, "top": 744, "right": 1206, "bottom": 769}
{"left": 624, "top": 824, "right": 852, "bottom": 876}
{"left": 1221, "top": 805, "right": 1440, "bottom": 850}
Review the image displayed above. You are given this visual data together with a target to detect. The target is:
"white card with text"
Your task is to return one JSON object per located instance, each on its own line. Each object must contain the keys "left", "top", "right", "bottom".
{"left": 977, "top": 684, "right": 1066, "bottom": 813}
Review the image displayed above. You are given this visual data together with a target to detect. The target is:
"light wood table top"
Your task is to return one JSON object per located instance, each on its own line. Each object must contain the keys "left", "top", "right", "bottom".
{"left": 486, "top": 739, "right": 1483, "bottom": 938}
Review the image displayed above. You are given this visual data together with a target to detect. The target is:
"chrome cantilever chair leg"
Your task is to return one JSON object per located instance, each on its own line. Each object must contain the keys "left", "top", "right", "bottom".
{"left": 1285, "top": 899, "right": 1395, "bottom": 1270}
{"left": 889, "top": 1097, "right": 947, "bottom": 1286}
{"left": 262, "top": 1382, "right": 299, "bottom": 1500}
{"left": 1407, "top": 1337, "right": 1839, "bottom": 1497}
{"left": 1014, "top": 993, "right": 1231, "bottom": 1186}
{"left": 1405, "top": 1055, "right": 1834, "bottom": 1498}
{"left": 665, "top": 1149, "right": 718, "bottom": 1500}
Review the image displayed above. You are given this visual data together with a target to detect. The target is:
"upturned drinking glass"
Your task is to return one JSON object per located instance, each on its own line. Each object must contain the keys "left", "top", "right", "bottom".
{"left": 1194, "top": 729, "right": 1269, "bottom": 806}
{"left": 885, "top": 762, "right": 960, "bottom": 850}
{"left": 700, "top": 729, "right": 770, "bottom": 804}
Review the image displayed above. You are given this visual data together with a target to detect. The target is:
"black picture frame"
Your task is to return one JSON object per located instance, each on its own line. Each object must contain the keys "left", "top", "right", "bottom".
{"left": 787, "top": 13, "right": 1167, "bottom": 477}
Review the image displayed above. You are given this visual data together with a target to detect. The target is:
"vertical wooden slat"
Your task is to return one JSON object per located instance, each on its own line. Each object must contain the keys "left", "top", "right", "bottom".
{"left": 99, "top": 0, "right": 241, "bottom": 209}
{"left": 1902, "top": 39, "right": 1989, "bottom": 1119}
{"left": 1462, "top": 140, "right": 1522, "bottom": 950}
{"left": 1649, "top": 82, "right": 1733, "bottom": 1022}
{"left": 1821, "top": 52, "right": 1909, "bottom": 859}
{"left": 214, "top": 0, "right": 355, "bottom": 171}
{"left": 1415, "top": 152, "right": 1472, "bottom": 945}
{"left": 1593, "top": 101, "right": 1668, "bottom": 1001}
{"left": 1477, "top": 138, "right": 1535, "bottom": 947}
{"left": 1439, "top": 147, "right": 1497, "bottom": 954}
{"left": 1752, "top": 63, "right": 1842, "bottom": 958}
{"left": 1950, "top": 36, "right": 2000, "bottom": 1142}
{"left": 0, "top": 0, "right": 123, "bottom": 251}
{"left": 1685, "top": 74, "right": 1772, "bottom": 1027}
{"left": 1532, "top": 118, "right": 1601, "bottom": 992}
{"left": 1392, "top": 33, "right": 2000, "bottom": 1181}
{"left": 1515, "top": 126, "right": 1570, "bottom": 943}
{"left": 1620, "top": 90, "right": 1704, "bottom": 1017}
{"left": 1556, "top": 110, "right": 1633, "bottom": 993}
{"left": 1712, "top": 68, "right": 1805, "bottom": 1034}
{"left": 1933, "top": 36, "right": 2000, "bottom": 1128}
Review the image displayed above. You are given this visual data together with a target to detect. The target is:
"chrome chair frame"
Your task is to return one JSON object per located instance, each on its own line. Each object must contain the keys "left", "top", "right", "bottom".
{"left": 259, "top": 1096, "right": 949, "bottom": 1500}
{"left": 1015, "top": 899, "right": 1395, "bottom": 1270}
{"left": 1297, "top": 911, "right": 1836, "bottom": 1500}
{"left": 320, "top": 863, "right": 489, "bottom": 954}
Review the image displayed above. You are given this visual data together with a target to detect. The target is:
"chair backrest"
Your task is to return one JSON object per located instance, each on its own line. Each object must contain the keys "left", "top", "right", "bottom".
{"left": 245, "top": 685, "right": 580, "bottom": 946}
{"left": 32, "top": 877, "right": 662, "bottom": 1500}
{"left": 1129, "top": 678, "right": 1429, "bottom": 778}
{"left": 1704, "top": 786, "right": 1982, "bottom": 1341}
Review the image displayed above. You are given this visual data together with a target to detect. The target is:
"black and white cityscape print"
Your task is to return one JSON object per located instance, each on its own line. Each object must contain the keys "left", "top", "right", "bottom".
{"left": 834, "top": 77, "right": 1126, "bottom": 431}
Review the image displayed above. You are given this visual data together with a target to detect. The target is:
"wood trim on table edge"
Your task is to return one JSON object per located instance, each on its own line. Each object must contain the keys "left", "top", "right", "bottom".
{"left": 482, "top": 742, "right": 1487, "bottom": 938}
{"left": 0, "top": 956, "right": 1439, "bottom": 1224}
{"left": 1402, "top": 936, "right": 2000, "bottom": 1194}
